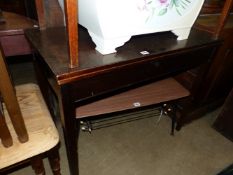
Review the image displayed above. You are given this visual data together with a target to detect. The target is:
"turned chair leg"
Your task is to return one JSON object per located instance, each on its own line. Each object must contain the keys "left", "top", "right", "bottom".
{"left": 48, "top": 146, "right": 61, "bottom": 175}
{"left": 31, "top": 155, "right": 46, "bottom": 175}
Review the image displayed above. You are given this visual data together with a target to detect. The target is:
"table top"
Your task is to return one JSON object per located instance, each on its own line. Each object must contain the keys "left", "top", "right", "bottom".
{"left": 25, "top": 26, "right": 220, "bottom": 85}
{"left": 0, "top": 12, "right": 36, "bottom": 36}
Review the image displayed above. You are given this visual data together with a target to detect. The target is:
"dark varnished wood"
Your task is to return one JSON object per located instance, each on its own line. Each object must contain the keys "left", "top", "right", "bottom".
{"left": 0, "top": 107, "right": 13, "bottom": 147}
{"left": 0, "top": 12, "right": 36, "bottom": 36}
{"left": 175, "top": 9, "right": 233, "bottom": 125}
{"left": 48, "top": 147, "right": 61, "bottom": 175}
{"left": 0, "top": 50, "right": 29, "bottom": 143}
{"left": 26, "top": 26, "right": 221, "bottom": 175}
{"left": 35, "top": 0, "right": 46, "bottom": 29}
{"left": 31, "top": 155, "right": 46, "bottom": 175}
{"left": 201, "top": 0, "right": 225, "bottom": 14}
{"left": 0, "top": 0, "right": 26, "bottom": 16}
{"left": 34, "top": 0, "right": 77, "bottom": 67}
{"left": 213, "top": 86, "right": 233, "bottom": 142}
{"left": 64, "top": 0, "right": 79, "bottom": 68}
{"left": 25, "top": 27, "right": 220, "bottom": 85}
{"left": 35, "top": 0, "right": 64, "bottom": 29}
{"left": 76, "top": 78, "right": 190, "bottom": 118}
{"left": 195, "top": 15, "right": 233, "bottom": 103}
{"left": 0, "top": 12, "right": 36, "bottom": 57}
{"left": 195, "top": 0, "right": 233, "bottom": 37}
{"left": 214, "top": 0, "right": 233, "bottom": 37}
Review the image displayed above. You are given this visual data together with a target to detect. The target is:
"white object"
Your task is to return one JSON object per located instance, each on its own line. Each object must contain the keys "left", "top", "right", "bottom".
{"left": 58, "top": 0, "right": 204, "bottom": 55}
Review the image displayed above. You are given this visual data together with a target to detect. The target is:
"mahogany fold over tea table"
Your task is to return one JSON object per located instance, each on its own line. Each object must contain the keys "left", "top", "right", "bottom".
{"left": 25, "top": 26, "right": 220, "bottom": 175}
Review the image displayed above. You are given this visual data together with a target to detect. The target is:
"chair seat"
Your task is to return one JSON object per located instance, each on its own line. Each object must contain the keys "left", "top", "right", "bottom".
{"left": 0, "top": 83, "right": 59, "bottom": 169}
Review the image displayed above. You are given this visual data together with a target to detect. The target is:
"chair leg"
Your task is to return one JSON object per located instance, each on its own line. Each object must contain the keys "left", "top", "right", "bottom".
{"left": 30, "top": 155, "right": 46, "bottom": 175}
{"left": 48, "top": 146, "right": 61, "bottom": 175}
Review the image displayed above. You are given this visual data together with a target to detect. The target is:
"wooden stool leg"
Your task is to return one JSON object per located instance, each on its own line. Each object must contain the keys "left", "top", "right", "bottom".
{"left": 31, "top": 155, "right": 46, "bottom": 175}
{"left": 48, "top": 147, "right": 61, "bottom": 175}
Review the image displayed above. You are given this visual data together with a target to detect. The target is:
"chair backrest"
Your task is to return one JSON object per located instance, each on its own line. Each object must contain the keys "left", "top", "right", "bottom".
{"left": 0, "top": 49, "right": 28, "bottom": 147}
{"left": 35, "top": 0, "right": 78, "bottom": 67}
{"left": 35, "top": 0, "right": 64, "bottom": 29}
{"left": 214, "top": 0, "right": 233, "bottom": 37}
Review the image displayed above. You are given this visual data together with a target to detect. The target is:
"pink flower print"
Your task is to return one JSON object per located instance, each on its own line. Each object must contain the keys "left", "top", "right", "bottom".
{"left": 159, "top": 0, "right": 168, "bottom": 3}
{"left": 158, "top": 0, "right": 170, "bottom": 7}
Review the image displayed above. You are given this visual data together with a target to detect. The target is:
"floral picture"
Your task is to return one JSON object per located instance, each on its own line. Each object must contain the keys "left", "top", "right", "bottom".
{"left": 137, "top": 0, "right": 191, "bottom": 21}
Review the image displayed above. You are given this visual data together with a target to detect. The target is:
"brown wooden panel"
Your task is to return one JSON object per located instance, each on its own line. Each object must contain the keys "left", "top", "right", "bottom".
{"left": 64, "top": 45, "right": 215, "bottom": 103}
{"left": 201, "top": 0, "right": 225, "bottom": 14}
{"left": 76, "top": 78, "right": 189, "bottom": 118}
{"left": 0, "top": 35, "right": 32, "bottom": 57}
{"left": 0, "top": 12, "right": 36, "bottom": 36}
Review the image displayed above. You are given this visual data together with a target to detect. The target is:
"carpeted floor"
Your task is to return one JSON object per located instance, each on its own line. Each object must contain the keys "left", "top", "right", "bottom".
{"left": 7, "top": 60, "right": 233, "bottom": 175}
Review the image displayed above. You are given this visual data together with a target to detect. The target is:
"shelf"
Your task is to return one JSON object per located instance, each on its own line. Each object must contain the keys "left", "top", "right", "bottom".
{"left": 76, "top": 78, "right": 190, "bottom": 119}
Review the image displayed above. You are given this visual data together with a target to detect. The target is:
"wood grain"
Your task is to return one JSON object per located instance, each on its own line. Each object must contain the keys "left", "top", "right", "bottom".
{"left": 0, "top": 84, "right": 59, "bottom": 169}
{"left": 214, "top": 0, "right": 233, "bottom": 37}
{"left": 64, "top": 0, "right": 78, "bottom": 67}
{"left": 76, "top": 78, "right": 190, "bottom": 118}
{"left": 0, "top": 50, "right": 28, "bottom": 143}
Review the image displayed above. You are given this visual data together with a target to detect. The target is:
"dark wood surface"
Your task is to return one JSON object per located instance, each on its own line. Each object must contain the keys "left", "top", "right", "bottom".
{"left": 0, "top": 0, "right": 26, "bottom": 16}
{"left": 0, "top": 12, "right": 36, "bottom": 36}
{"left": 25, "top": 25, "right": 221, "bottom": 175}
{"left": 76, "top": 78, "right": 190, "bottom": 118}
{"left": 175, "top": 14, "right": 233, "bottom": 125}
{"left": 213, "top": 0, "right": 233, "bottom": 37}
{"left": 25, "top": 26, "right": 220, "bottom": 85}
{"left": 0, "top": 50, "right": 28, "bottom": 143}
{"left": 0, "top": 12, "right": 36, "bottom": 57}
{"left": 35, "top": 0, "right": 64, "bottom": 29}
{"left": 0, "top": 105, "right": 13, "bottom": 148}
{"left": 64, "top": 0, "right": 79, "bottom": 67}
{"left": 213, "top": 87, "right": 233, "bottom": 142}
{"left": 195, "top": 14, "right": 233, "bottom": 103}
{"left": 201, "top": 0, "right": 225, "bottom": 14}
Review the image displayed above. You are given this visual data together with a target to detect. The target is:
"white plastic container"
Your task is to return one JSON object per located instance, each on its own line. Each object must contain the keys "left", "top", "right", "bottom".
{"left": 59, "top": 0, "right": 204, "bottom": 55}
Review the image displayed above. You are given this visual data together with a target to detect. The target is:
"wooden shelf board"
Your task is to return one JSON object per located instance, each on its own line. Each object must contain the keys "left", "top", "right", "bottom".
{"left": 76, "top": 78, "right": 190, "bottom": 118}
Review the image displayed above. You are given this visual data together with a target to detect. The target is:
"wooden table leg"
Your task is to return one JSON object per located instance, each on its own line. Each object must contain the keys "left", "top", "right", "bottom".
{"left": 33, "top": 55, "right": 80, "bottom": 175}
{"left": 59, "top": 85, "right": 80, "bottom": 175}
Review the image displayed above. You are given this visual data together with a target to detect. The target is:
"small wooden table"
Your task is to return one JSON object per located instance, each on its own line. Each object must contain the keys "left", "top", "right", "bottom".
{"left": 0, "top": 12, "right": 36, "bottom": 57}
{"left": 25, "top": 26, "right": 221, "bottom": 175}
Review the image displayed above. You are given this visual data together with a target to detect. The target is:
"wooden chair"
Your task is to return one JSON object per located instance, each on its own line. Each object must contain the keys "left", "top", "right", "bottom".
{"left": 0, "top": 50, "right": 60, "bottom": 174}
{"left": 195, "top": 0, "right": 233, "bottom": 38}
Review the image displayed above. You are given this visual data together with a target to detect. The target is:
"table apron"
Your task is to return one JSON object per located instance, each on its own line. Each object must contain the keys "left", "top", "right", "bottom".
{"left": 67, "top": 46, "right": 215, "bottom": 103}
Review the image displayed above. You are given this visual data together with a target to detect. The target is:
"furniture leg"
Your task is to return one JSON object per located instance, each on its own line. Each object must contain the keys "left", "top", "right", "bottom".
{"left": 163, "top": 104, "right": 177, "bottom": 135}
{"left": 59, "top": 85, "right": 80, "bottom": 175}
{"left": 0, "top": 108, "right": 13, "bottom": 147}
{"left": 30, "top": 155, "right": 45, "bottom": 175}
{"left": 48, "top": 146, "right": 61, "bottom": 175}
{"left": 170, "top": 110, "right": 176, "bottom": 136}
